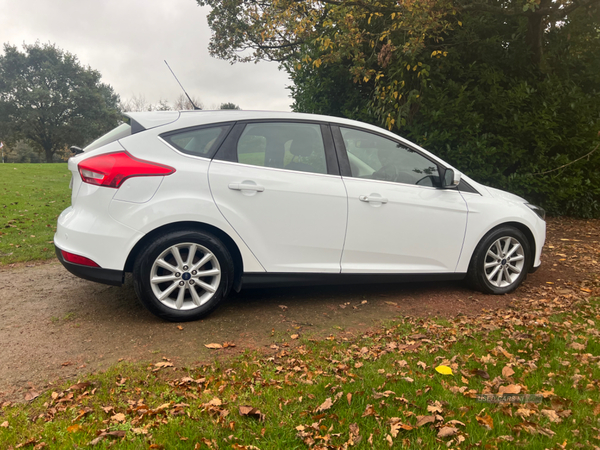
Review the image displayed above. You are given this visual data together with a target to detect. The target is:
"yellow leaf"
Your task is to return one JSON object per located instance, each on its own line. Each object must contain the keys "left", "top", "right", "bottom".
{"left": 458, "top": 21, "right": 462, "bottom": 26}
{"left": 67, "top": 424, "right": 82, "bottom": 433}
{"left": 435, "top": 365, "right": 453, "bottom": 375}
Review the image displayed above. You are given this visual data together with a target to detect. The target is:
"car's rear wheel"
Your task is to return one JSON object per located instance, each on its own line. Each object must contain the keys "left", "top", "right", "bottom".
{"left": 133, "top": 229, "right": 233, "bottom": 321}
{"left": 467, "top": 226, "right": 531, "bottom": 294}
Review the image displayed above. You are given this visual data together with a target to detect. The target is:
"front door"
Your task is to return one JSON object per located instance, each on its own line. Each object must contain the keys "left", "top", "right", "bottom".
{"left": 336, "top": 126, "right": 468, "bottom": 273}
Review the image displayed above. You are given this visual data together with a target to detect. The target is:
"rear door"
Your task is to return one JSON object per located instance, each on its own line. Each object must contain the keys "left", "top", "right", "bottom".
{"left": 208, "top": 121, "right": 347, "bottom": 273}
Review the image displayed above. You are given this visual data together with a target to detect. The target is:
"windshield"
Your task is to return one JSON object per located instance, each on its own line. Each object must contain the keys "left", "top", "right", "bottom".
{"left": 83, "top": 122, "right": 132, "bottom": 152}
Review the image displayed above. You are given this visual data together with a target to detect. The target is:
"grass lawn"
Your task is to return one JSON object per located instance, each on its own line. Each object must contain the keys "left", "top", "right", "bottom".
{"left": 1, "top": 293, "right": 598, "bottom": 449}
{"left": 0, "top": 163, "right": 70, "bottom": 265}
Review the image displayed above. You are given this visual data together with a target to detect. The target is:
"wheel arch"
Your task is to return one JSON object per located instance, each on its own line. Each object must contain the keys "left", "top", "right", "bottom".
{"left": 470, "top": 221, "right": 537, "bottom": 270}
{"left": 124, "top": 221, "right": 244, "bottom": 292}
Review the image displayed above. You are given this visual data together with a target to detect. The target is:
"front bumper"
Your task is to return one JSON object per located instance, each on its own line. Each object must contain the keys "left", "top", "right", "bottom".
{"left": 55, "top": 245, "right": 124, "bottom": 286}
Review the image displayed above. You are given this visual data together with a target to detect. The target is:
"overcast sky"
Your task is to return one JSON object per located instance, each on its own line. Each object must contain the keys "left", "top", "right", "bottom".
{"left": 0, "top": 0, "right": 292, "bottom": 111}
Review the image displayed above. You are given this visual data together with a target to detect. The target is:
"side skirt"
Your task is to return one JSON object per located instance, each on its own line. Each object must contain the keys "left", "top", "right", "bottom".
{"left": 241, "top": 272, "right": 466, "bottom": 289}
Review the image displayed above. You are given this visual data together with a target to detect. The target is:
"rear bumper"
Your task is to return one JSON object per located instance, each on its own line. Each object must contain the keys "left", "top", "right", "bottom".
{"left": 55, "top": 245, "right": 124, "bottom": 286}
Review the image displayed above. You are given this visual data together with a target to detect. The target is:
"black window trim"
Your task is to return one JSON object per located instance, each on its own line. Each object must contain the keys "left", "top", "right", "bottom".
{"left": 212, "top": 119, "right": 341, "bottom": 176}
{"left": 330, "top": 124, "right": 480, "bottom": 194}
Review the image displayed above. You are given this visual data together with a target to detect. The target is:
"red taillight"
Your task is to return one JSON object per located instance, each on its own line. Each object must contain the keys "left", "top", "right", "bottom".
{"left": 78, "top": 151, "right": 175, "bottom": 189}
{"left": 61, "top": 250, "right": 100, "bottom": 267}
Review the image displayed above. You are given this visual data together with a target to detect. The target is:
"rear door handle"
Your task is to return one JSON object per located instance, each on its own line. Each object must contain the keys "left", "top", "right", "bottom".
{"left": 228, "top": 183, "right": 265, "bottom": 192}
{"left": 359, "top": 195, "right": 388, "bottom": 204}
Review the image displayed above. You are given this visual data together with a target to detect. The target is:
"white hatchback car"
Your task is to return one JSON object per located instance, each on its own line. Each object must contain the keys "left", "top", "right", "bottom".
{"left": 55, "top": 110, "right": 546, "bottom": 321}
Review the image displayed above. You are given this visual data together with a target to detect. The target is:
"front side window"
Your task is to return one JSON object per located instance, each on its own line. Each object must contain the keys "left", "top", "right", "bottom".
{"left": 340, "top": 127, "right": 440, "bottom": 187}
{"left": 162, "top": 125, "right": 231, "bottom": 157}
{"left": 237, "top": 122, "right": 327, "bottom": 174}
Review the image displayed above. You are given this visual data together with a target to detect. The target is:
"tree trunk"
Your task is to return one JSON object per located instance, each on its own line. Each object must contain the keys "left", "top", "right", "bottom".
{"left": 526, "top": 0, "right": 554, "bottom": 68}
{"left": 44, "top": 146, "right": 54, "bottom": 163}
{"left": 525, "top": 12, "right": 544, "bottom": 67}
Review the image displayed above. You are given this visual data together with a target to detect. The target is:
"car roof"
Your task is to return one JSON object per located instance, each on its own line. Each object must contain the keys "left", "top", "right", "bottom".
{"left": 125, "top": 110, "right": 388, "bottom": 137}
{"left": 124, "top": 110, "right": 463, "bottom": 177}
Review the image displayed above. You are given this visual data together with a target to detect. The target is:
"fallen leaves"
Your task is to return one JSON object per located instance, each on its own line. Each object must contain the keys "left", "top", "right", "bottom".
{"left": 205, "top": 342, "right": 236, "bottom": 349}
{"left": 568, "top": 341, "right": 586, "bottom": 351}
{"left": 24, "top": 390, "right": 40, "bottom": 402}
{"left": 238, "top": 405, "right": 265, "bottom": 421}
{"left": 498, "top": 384, "right": 521, "bottom": 395}
{"left": 473, "top": 369, "right": 490, "bottom": 380}
{"left": 416, "top": 415, "right": 436, "bottom": 427}
{"left": 437, "top": 426, "right": 458, "bottom": 438}
{"left": 204, "top": 343, "right": 223, "bottom": 349}
{"left": 501, "top": 366, "right": 515, "bottom": 378}
{"left": 476, "top": 414, "right": 494, "bottom": 430}
{"left": 316, "top": 397, "right": 333, "bottom": 412}
{"left": 68, "top": 382, "right": 91, "bottom": 391}
{"left": 111, "top": 413, "right": 126, "bottom": 423}
{"left": 89, "top": 430, "right": 126, "bottom": 446}
{"left": 152, "top": 360, "right": 174, "bottom": 372}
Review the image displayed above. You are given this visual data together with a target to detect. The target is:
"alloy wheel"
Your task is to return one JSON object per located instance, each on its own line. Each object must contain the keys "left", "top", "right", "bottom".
{"left": 150, "top": 242, "right": 221, "bottom": 310}
{"left": 484, "top": 236, "right": 525, "bottom": 288}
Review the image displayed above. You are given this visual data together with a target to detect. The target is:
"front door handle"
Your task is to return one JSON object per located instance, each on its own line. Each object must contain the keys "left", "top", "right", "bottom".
{"left": 359, "top": 195, "right": 388, "bottom": 204}
{"left": 228, "top": 183, "right": 265, "bottom": 192}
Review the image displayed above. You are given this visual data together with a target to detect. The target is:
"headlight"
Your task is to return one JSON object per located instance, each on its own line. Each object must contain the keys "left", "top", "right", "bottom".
{"left": 526, "top": 203, "right": 545, "bottom": 221}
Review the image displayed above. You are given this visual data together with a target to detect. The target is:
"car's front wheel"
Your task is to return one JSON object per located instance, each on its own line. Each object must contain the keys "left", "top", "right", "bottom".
{"left": 133, "top": 229, "right": 233, "bottom": 321}
{"left": 467, "top": 226, "right": 532, "bottom": 294}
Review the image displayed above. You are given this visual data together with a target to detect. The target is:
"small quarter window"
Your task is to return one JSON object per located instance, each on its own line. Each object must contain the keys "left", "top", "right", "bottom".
{"left": 162, "top": 125, "right": 231, "bottom": 157}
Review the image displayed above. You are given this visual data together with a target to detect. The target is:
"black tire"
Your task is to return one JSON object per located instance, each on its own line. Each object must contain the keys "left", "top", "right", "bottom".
{"left": 467, "top": 226, "right": 532, "bottom": 295}
{"left": 133, "top": 229, "right": 234, "bottom": 322}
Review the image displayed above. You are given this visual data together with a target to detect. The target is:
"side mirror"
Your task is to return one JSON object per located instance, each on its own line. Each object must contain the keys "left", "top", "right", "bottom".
{"left": 442, "top": 168, "right": 461, "bottom": 189}
{"left": 70, "top": 146, "right": 83, "bottom": 155}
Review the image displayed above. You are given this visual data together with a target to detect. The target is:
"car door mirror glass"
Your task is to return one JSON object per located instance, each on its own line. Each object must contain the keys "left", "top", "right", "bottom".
{"left": 443, "top": 168, "right": 461, "bottom": 188}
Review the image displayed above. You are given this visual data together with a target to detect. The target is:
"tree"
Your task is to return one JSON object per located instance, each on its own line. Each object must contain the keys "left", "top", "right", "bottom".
{"left": 198, "top": 0, "right": 600, "bottom": 127}
{"left": 0, "top": 42, "right": 121, "bottom": 162}
{"left": 198, "top": 0, "right": 600, "bottom": 217}
{"left": 198, "top": 0, "right": 455, "bottom": 128}
{"left": 173, "top": 93, "right": 204, "bottom": 110}
{"left": 461, "top": 0, "right": 600, "bottom": 67}
{"left": 120, "top": 95, "right": 174, "bottom": 112}
{"left": 219, "top": 102, "right": 240, "bottom": 110}
{"left": 289, "top": 2, "right": 600, "bottom": 216}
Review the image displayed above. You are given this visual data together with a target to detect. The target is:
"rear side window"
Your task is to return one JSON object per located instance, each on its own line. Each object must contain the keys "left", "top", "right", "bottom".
{"left": 162, "top": 125, "right": 231, "bottom": 158}
{"left": 237, "top": 122, "right": 327, "bottom": 174}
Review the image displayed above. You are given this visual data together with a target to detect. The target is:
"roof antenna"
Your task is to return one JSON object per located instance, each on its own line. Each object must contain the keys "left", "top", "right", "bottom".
{"left": 164, "top": 60, "right": 201, "bottom": 110}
